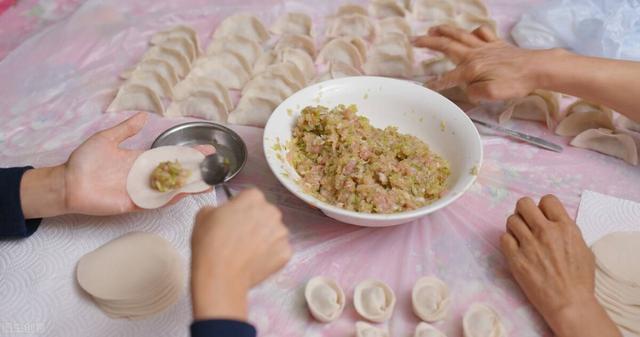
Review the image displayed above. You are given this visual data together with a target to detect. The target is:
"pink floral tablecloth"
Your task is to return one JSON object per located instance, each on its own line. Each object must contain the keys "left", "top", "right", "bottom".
{"left": 1, "top": 1, "right": 640, "bottom": 337}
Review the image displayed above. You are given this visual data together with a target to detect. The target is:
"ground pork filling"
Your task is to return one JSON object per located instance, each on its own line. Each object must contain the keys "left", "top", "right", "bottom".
{"left": 150, "top": 160, "right": 191, "bottom": 192}
{"left": 289, "top": 104, "right": 451, "bottom": 214}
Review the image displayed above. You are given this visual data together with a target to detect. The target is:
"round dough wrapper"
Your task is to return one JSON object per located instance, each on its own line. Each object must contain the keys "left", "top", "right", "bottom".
{"left": 304, "top": 276, "right": 345, "bottom": 322}
{"left": 463, "top": 303, "right": 506, "bottom": 337}
{"left": 126, "top": 146, "right": 210, "bottom": 209}
{"left": 414, "top": 322, "right": 447, "bottom": 337}
{"left": 353, "top": 279, "right": 396, "bottom": 323}
{"left": 356, "top": 321, "right": 389, "bottom": 337}
{"left": 591, "top": 232, "right": 640, "bottom": 287}
{"left": 412, "top": 276, "right": 450, "bottom": 322}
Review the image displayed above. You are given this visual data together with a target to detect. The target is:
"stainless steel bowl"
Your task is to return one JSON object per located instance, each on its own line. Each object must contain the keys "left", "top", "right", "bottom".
{"left": 151, "top": 122, "right": 247, "bottom": 182}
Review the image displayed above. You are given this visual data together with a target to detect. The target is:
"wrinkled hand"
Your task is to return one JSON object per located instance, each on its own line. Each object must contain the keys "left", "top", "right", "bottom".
{"left": 191, "top": 189, "right": 292, "bottom": 320}
{"left": 500, "top": 195, "right": 621, "bottom": 337}
{"left": 413, "top": 25, "right": 549, "bottom": 102}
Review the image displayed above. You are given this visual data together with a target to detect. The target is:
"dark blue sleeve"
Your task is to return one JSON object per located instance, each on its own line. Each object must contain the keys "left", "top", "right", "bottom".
{"left": 0, "top": 167, "right": 42, "bottom": 238}
{"left": 191, "top": 320, "right": 256, "bottom": 337}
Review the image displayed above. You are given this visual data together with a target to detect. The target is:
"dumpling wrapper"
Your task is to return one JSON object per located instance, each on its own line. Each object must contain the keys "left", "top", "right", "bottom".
{"left": 355, "top": 321, "right": 389, "bottom": 337}
{"left": 212, "top": 13, "right": 269, "bottom": 44}
{"left": 317, "top": 38, "right": 364, "bottom": 70}
{"left": 274, "top": 33, "right": 317, "bottom": 58}
{"left": 463, "top": 303, "right": 506, "bottom": 337}
{"left": 414, "top": 322, "right": 447, "bottom": 337}
{"left": 304, "top": 276, "right": 345, "bottom": 322}
{"left": 378, "top": 17, "right": 412, "bottom": 36}
{"left": 315, "top": 61, "right": 363, "bottom": 83}
{"left": 411, "top": 0, "right": 455, "bottom": 22}
{"left": 336, "top": 4, "right": 369, "bottom": 17}
{"left": 271, "top": 12, "right": 312, "bottom": 36}
{"left": 173, "top": 75, "right": 232, "bottom": 111}
{"left": 369, "top": 0, "right": 406, "bottom": 18}
{"left": 165, "top": 91, "right": 228, "bottom": 122}
{"left": 570, "top": 128, "right": 638, "bottom": 165}
{"left": 121, "top": 59, "right": 179, "bottom": 87}
{"left": 151, "top": 25, "right": 201, "bottom": 56}
{"left": 353, "top": 279, "right": 396, "bottom": 323}
{"left": 106, "top": 83, "right": 164, "bottom": 115}
{"left": 126, "top": 146, "right": 210, "bottom": 209}
{"left": 412, "top": 276, "right": 451, "bottom": 322}
{"left": 499, "top": 90, "right": 560, "bottom": 129}
{"left": 326, "top": 13, "right": 376, "bottom": 41}
{"left": 206, "top": 35, "right": 262, "bottom": 67}
{"left": 555, "top": 100, "right": 614, "bottom": 136}
{"left": 591, "top": 232, "right": 640, "bottom": 287}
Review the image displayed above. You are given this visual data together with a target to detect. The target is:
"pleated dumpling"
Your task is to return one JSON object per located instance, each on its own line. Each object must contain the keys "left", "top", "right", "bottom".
{"left": 123, "top": 69, "right": 173, "bottom": 99}
{"left": 228, "top": 95, "right": 280, "bottom": 127}
{"left": 412, "top": 276, "right": 451, "bottom": 322}
{"left": 205, "top": 35, "right": 263, "bottom": 67}
{"left": 363, "top": 32, "right": 414, "bottom": 78}
{"left": 122, "top": 59, "right": 179, "bottom": 87}
{"left": 151, "top": 36, "right": 197, "bottom": 64}
{"left": 244, "top": 63, "right": 305, "bottom": 95}
{"left": 336, "top": 4, "right": 369, "bottom": 16}
{"left": 165, "top": 91, "right": 228, "bottom": 122}
{"left": 369, "top": 0, "right": 406, "bottom": 18}
{"left": 277, "top": 47, "right": 316, "bottom": 82}
{"left": 151, "top": 25, "right": 201, "bottom": 54}
{"left": 142, "top": 45, "right": 191, "bottom": 78}
{"left": 212, "top": 13, "right": 269, "bottom": 43}
{"left": 378, "top": 17, "right": 412, "bottom": 36}
{"left": 570, "top": 128, "right": 638, "bottom": 165}
{"left": 411, "top": 0, "right": 455, "bottom": 23}
{"left": 326, "top": 14, "right": 376, "bottom": 41}
{"left": 414, "top": 322, "right": 447, "bottom": 337}
{"left": 304, "top": 276, "right": 345, "bottom": 323}
{"left": 274, "top": 33, "right": 316, "bottom": 58}
{"left": 555, "top": 100, "right": 614, "bottom": 136}
{"left": 356, "top": 322, "right": 389, "bottom": 337}
{"left": 454, "top": 12, "right": 497, "bottom": 33}
{"left": 498, "top": 90, "right": 560, "bottom": 129}
{"left": 317, "top": 38, "right": 365, "bottom": 70}
{"left": 463, "top": 303, "right": 506, "bottom": 337}
{"left": 107, "top": 84, "right": 164, "bottom": 114}
{"left": 190, "top": 51, "right": 251, "bottom": 89}
{"left": 353, "top": 279, "right": 396, "bottom": 323}
{"left": 173, "top": 76, "right": 232, "bottom": 111}
{"left": 315, "top": 61, "right": 363, "bottom": 83}
{"left": 271, "top": 12, "right": 312, "bottom": 36}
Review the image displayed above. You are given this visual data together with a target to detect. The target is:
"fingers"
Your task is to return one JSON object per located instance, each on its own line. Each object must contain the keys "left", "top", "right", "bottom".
{"left": 506, "top": 214, "right": 534, "bottom": 246}
{"left": 193, "top": 144, "right": 216, "bottom": 156}
{"left": 429, "top": 24, "right": 485, "bottom": 47}
{"left": 425, "top": 67, "right": 465, "bottom": 91}
{"left": 538, "top": 194, "right": 571, "bottom": 222}
{"left": 413, "top": 36, "right": 469, "bottom": 63}
{"left": 515, "top": 197, "right": 548, "bottom": 233}
{"left": 500, "top": 233, "right": 519, "bottom": 258}
{"left": 99, "top": 112, "right": 148, "bottom": 143}
{"left": 472, "top": 25, "right": 498, "bottom": 42}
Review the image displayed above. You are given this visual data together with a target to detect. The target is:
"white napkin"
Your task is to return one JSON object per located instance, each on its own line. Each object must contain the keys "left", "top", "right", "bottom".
{"left": 576, "top": 190, "right": 640, "bottom": 246}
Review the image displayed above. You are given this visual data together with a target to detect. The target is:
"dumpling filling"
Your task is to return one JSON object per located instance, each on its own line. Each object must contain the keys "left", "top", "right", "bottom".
{"left": 289, "top": 104, "right": 451, "bottom": 214}
{"left": 150, "top": 160, "right": 191, "bottom": 192}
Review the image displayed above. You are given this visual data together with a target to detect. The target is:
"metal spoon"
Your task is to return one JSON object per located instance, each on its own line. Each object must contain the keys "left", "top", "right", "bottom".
{"left": 199, "top": 153, "right": 233, "bottom": 198}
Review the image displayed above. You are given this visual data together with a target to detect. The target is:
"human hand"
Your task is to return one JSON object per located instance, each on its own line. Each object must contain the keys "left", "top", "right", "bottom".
{"left": 500, "top": 195, "right": 621, "bottom": 337}
{"left": 190, "top": 189, "right": 292, "bottom": 320}
{"left": 413, "top": 25, "right": 554, "bottom": 103}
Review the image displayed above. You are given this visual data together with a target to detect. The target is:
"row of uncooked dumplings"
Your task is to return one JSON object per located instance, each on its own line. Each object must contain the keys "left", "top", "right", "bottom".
{"left": 305, "top": 276, "right": 505, "bottom": 337}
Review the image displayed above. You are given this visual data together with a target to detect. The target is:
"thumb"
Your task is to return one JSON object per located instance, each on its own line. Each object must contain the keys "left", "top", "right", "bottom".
{"left": 425, "top": 67, "right": 464, "bottom": 92}
{"left": 99, "top": 112, "right": 148, "bottom": 143}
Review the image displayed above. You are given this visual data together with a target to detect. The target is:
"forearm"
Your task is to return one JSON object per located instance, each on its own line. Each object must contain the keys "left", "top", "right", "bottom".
{"left": 545, "top": 297, "right": 621, "bottom": 337}
{"left": 191, "top": 263, "right": 249, "bottom": 321}
{"left": 537, "top": 49, "right": 640, "bottom": 122}
{"left": 20, "top": 165, "right": 67, "bottom": 219}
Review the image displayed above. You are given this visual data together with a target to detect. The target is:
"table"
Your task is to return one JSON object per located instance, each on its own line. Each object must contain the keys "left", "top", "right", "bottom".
{"left": 2, "top": 1, "right": 640, "bottom": 336}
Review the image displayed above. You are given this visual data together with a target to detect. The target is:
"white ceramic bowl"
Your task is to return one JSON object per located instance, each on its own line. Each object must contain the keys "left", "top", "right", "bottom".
{"left": 263, "top": 76, "right": 482, "bottom": 227}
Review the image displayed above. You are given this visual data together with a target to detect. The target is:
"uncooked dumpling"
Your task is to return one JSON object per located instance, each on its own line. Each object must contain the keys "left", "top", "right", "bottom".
{"left": 173, "top": 76, "right": 232, "bottom": 111}
{"left": 227, "top": 95, "right": 280, "bottom": 127}
{"left": 570, "top": 128, "right": 638, "bottom": 165}
{"left": 190, "top": 52, "right": 251, "bottom": 89}
{"left": 152, "top": 36, "right": 197, "bottom": 64}
{"left": 499, "top": 90, "right": 560, "bottom": 129}
{"left": 326, "top": 14, "right": 376, "bottom": 41}
{"left": 462, "top": 303, "right": 506, "bottom": 337}
{"left": 142, "top": 45, "right": 191, "bottom": 78}
{"left": 151, "top": 25, "right": 201, "bottom": 55}
{"left": 353, "top": 279, "right": 396, "bottom": 323}
{"left": 315, "top": 61, "right": 363, "bottom": 82}
{"left": 277, "top": 47, "right": 316, "bottom": 83}
{"left": 274, "top": 34, "right": 317, "bottom": 58}
{"left": 122, "top": 59, "right": 179, "bottom": 87}
{"left": 124, "top": 69, "right": 173, "bottom": 99}
{"left": 205, "top": 35, "right": 263, "bottom": 67}
{"left": 304, "top": 276, "right": 345, "bottom": 322}
{"left": 271, "top": 12, "right": 312, "bottom": 36}
{"left": 212, "top": 13, "right": 269, "bottom": 43}
{"left": 412, "top": 276, "right": 450, "bottom": 322}
{"left": 378, "top": 17, "right": 412, "bottom": 36}
{"left": 454, "top": 12, "right": 496, "bottom": 33}
{"left": 336, "top": 4, "right": 369, "bottom": 16}
{"left": 457, "top": 0, "right": 490, "bottom": 17}
{"left": 555, "top": 100, "right": 614, "bottom": 136}
{"left": 253, "top": 50, "right": 278, "bottom": 75}
{"left": 107, "top": 84, "right": 164, "bottom": 114}
{"left": 76, "top": 232, "right": 184, "bottom": 320}
{"left": 616, "top": 115, "right": 640, "bottom": 133}
{"left": 317, "top": 38, "right": 364, "bottom": 70}
{"left": 126, "top": 146, "right": 210, "bottom": 209}
{"left": 245, "top": 62, "right": 306, "bottom": 94}
{"left": 420, "top": 57, "right": 456, "bottom": 77}
{"left": 165, "top": 91, "right": 228, "bottom": 122}
{"left": 414, "top": 322, "right": 447, "bottom": 337}
{"left": 369, "top": 0, "right": 406, "bottom": 18}
{"left": 411, "top": 0, "right": 455, "bottom": 22}
{"left": 356, "top": 321, "right": 389, "bottom": 337}
{"left": 363, "top": 33, "right": 414, "bottom": 78}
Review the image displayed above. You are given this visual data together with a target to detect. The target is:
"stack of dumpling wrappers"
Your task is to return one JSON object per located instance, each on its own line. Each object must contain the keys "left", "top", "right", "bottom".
{"left": 106, "top": 0, "right": 496, "bottom": 127}
{"left": 76, "top": 232, "right": 184, "bottom": 320}
{"left": 591, "top": 232, "right": 640, "bottom": 336}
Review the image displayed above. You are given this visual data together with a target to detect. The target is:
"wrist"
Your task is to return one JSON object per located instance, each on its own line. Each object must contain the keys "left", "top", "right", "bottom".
{"left": 191, "top": 260, "right": 250, "bottom": 321}
{"left": 533, "top": 48, "right": 574, "bottom": 92}
{"left": 20, "top": 165, "right": 68, "bottom": 219}
{"left": 546, "top": 295, "right": 619, "bottom": 337}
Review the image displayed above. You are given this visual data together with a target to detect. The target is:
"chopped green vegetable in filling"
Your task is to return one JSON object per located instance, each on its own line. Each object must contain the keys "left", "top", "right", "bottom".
{"left": 150, "top": 160, "right": 191, "bottom": 192}
{"left": 289, "top": 104, "right": 451, "bottom": 214}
